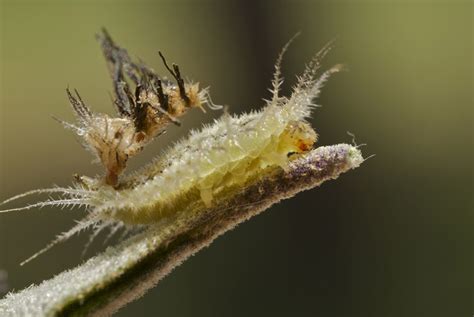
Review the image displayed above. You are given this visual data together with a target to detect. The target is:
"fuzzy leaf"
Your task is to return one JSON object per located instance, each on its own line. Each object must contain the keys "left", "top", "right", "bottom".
{"left": 0, "top": 144, "right": 363, "bottom": 316}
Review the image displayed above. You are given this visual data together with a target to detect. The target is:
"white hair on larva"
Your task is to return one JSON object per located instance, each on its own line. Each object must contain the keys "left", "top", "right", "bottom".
{"left": 0, "top": 33, "right": 343, "bottom": 265}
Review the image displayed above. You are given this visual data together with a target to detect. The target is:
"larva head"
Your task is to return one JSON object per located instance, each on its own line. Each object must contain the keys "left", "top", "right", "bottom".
{"left": 281, "top": 121, "right": 318, "bottom": 154}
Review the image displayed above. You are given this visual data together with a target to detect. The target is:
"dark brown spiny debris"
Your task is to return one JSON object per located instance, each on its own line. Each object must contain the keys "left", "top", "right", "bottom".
{"left": 155, "top": 80, "right": 169, "bottom": 111}
{"left": 66, "top": 88, "right": 92, "bottom": 123}
{"left": 158, "top": 51, "right": 191, "bottom": 106}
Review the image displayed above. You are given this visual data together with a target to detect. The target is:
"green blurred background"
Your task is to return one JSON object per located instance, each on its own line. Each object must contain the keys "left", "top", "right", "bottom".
{"left": 0, "top": 0, "right": 472, "bottom": 316}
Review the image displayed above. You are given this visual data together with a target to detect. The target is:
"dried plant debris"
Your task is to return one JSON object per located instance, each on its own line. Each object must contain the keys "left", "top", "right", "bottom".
{"left": 0, "top": 30, "right": 365, "bottom": 316}
{"left": 61, "top": 29, "right": 221, "bottom": 187}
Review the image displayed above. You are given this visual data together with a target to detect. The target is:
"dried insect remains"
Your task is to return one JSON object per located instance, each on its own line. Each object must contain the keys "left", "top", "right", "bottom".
{"left": 60, "top": 29, "right": 220, "bottom": 187}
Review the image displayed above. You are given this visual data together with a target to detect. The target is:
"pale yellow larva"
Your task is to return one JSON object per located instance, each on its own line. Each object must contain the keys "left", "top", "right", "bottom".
{"left": 0, "top": 31, "right": 342, "bottom": 265}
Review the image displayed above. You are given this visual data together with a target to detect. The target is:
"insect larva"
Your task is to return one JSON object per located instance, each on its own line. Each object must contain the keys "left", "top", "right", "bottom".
{"left": 0, "top": 31, "right": 342, "bottom": 265}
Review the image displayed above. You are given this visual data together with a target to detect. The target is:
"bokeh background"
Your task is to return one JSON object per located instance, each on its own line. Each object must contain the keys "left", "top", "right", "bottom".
{"left": 0, "top": 0, "right": 472, "bottom": 316}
